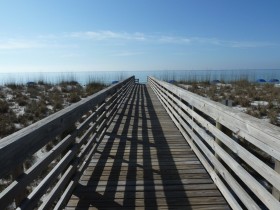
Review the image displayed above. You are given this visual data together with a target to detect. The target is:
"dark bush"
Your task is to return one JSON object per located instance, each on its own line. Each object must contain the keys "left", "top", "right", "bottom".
{"left": 0, "top": 114, "right": 15, "bottom": 137}
{"left": 6, "top": 83, "right": 23, "bottom": 90}
{"left": 86, "top": 82, "right": 105, "bottom": 96}
{"left": 0, "top": 100, "right": 9, "bottom": 113}
{"left": 69, "top": 93, "right": 80, "bottom": 103}
{"left": 16, "top": 96, "right": 28, "bottom": 106}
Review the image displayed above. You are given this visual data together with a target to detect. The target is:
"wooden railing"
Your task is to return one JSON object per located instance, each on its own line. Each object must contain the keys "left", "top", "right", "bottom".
{"left": 148, "top": 76, "right": 280, "bottom": 210}
{"left": 0, "top": 76, "right": 135, "bottom": 210}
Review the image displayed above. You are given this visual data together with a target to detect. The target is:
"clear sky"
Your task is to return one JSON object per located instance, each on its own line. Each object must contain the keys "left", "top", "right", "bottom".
{"left": 0, "top": 0, "right": 280, "bottom": 72}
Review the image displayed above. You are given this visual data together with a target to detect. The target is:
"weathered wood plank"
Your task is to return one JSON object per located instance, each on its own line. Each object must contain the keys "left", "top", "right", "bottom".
{"left": 0, "top": 76, "right": 134, "bottom": 178}
{"left": 149, "top": 77, "right": 280, "bottom": 160}
{"left": 64, "top": 84, "right": 229, "bottom": 209}
{"left": 67, "top": 196, "right": 228, "bottom": 207}
{"left": 157, "top": 78, "right": 280, "bottom": 193}
{"left": 0, "top": 77, "right": 135, "bottom": 210}
{"left": 154, "top": 81, "right": 278, "bottom": 209}
{"left": 65, "top": 205, "right": 231, "bottom": 210}
{"left": 150, "top": 81, "right": 245, "bottom": 209}
{"left": 149, "top": 76, "right": 280, "bottom": 210}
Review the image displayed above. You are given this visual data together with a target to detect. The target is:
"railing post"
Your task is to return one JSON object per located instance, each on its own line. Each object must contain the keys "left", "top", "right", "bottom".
{"left": 191, "top": 106, "right": 194, "bottom": 131}
{"left": 272, "top": 159, "right": 280, "bottom": 200}
{"left": 215, "top": 120, "right": 233, "bottom": 172}
{"left": 12, "top": 164, "right": 27, "bottom": 206}
{"left": 215, "top": 121, "right": 223, "bottom": 160}
{"left": 215, "top": 101, "right": 234, "bottom": 171}
{"left": 215, "top": 119, "right": 238, "bottom": 180}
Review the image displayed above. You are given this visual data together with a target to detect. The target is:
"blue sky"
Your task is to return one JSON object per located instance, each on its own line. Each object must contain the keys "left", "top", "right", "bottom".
{"left": 0, "top": 0, "right": 280, "bottom": 72}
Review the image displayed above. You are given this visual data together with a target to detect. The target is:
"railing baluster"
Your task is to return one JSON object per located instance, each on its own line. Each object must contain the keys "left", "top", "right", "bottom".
{"left": 148, "top": 76, "right": 280, "bottom": 210}
{"left": 273, "top": 159, "right": 280, "bottom": 200}
{"left": 214, "top": 121, "right": 223, "bottom": 160}
{"left": 12, "top": 164, "right": 27, "bottom": 206}
{"left": 0, "top": 76, "right": 135, "bottom": 209}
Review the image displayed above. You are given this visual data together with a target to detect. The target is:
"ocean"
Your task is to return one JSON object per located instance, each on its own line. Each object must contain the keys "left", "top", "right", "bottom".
{"left": 0, "top": 69, "right": 280, "bottom": 85}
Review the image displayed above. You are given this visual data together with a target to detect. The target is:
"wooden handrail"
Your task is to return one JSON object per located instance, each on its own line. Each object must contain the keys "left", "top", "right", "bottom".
{"left": 148, "top": 76, "right": 280, "bottom": 210}
{"left": 0, "top": 76, "right": 135, "bottom": 209}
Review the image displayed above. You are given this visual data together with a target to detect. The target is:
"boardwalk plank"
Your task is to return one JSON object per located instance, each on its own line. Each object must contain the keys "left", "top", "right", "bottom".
{"left": 64, "top": 84, "right": 229, "bottom": 209}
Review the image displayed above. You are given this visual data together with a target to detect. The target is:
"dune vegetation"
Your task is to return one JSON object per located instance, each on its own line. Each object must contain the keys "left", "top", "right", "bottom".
{"left": 178, "top": 79, "right": 280, "bottom": 127}
{"left": 0, "top": 80, "right": 105, "bottom": 139}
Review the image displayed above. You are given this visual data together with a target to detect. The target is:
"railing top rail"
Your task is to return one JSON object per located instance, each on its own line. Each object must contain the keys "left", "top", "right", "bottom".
{"left": 148, "top": 76, "right": 280, "bottom": 209}
{"left": 0, "top": 76, "right": 134, "bottom": 178}
{"left": 148, "top": 76, "right": 280, "bottom": 160}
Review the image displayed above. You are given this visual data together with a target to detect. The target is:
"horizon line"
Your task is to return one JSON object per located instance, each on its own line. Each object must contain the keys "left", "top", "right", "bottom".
{"left": 1, "top": 68, "right": 280, "bottom": 74}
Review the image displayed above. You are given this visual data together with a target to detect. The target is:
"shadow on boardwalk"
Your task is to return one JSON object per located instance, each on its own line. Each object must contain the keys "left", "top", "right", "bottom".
{"left": 69, "top": 84, "right": 227, "bottom": 209}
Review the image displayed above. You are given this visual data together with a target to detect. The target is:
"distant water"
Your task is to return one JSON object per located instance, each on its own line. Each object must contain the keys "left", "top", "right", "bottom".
{"left": 0, "top": 69, "right": 280, "bottom": 85}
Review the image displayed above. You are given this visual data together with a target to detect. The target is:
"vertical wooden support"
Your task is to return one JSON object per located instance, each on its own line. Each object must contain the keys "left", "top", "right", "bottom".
{"left": 272, "top": 160, "right": 280, "bottom": 200}
{"left": 12, "top": 164, "right": 27, "bottom": 206}
{"left": 215, "top": 121, "right": 223, "bottom": 159}
{"left": 188, "top": 106, "right": 195, "bottom": 151}
{"left": 95, "top": 103, "right": 101, "bottom": 142}
{"left": 191, "top": 106, "right": 194, "bottom": 131}
{"left": 178, "top": 94, "right": 182, "bottom": 117}
{"left": 215, "top": 101, "right": 234, "bottom": 172}
{"left": 215, "top": 120, "right": 234, "bottom": 174}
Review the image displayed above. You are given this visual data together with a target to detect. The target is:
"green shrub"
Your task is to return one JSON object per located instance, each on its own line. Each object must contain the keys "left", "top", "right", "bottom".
{"left": 6, "top": 83, "right": 23, "bottom": 90}
{"left": 69, "top": 93, "right": 80, "bottom": 103}
{"left": 27, "top": 87, "right": 39, "bottom": 98}
{"left": 16, "top": 95, "right": 28, "bottom": 106}
{"left": 54, "top": 101, "right": 63, "bottom": 110}
{"left": 234, "top": 97, "right": 250, "bottom": 107}
{"left": 246, "top": 109, "right": 260, "bottom": 118}
{"left": 48, "top": 92, "right": 64, "bottom": 111}
{"left": 0, "top": 100, "right": 9, "bottom": 113}
{"left": 24, "top": 99, "right": 48, "bottom": 121}
{"left": 0, "top": 114, "right": 15, "bottom": 137}
{"left": 86, "top": 82, "right": 105, "bottom": 96}
{"left": 268, "top": 110, "right": 280, "bottom": 126}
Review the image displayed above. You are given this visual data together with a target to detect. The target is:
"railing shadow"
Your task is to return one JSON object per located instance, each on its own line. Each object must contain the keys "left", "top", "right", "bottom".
{"left": 141, "top": 84, "right": 190, "bottom": 209}
{"left": 72, "top": 83, "right": 137, "bottom": 209}
{"left": 72, "top": 84, "right": 190, "bottom": 209}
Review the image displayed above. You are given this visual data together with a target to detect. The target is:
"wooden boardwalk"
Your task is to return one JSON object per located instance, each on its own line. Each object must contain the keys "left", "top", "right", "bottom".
{"left": 65, "top": 84, "right": 230, "bottom": 210}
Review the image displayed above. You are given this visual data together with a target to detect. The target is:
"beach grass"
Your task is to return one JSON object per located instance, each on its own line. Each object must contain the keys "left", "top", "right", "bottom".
{"left": 178, "top": 78, "right": 280, "bottom": 127}
{"left": 0, "top": 78, "right": 106, "bottom": 139}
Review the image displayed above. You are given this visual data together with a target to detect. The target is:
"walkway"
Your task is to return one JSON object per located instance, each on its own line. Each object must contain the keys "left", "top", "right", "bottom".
{"left": 65, "top": 84, "right": 230, "bottom": 210}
